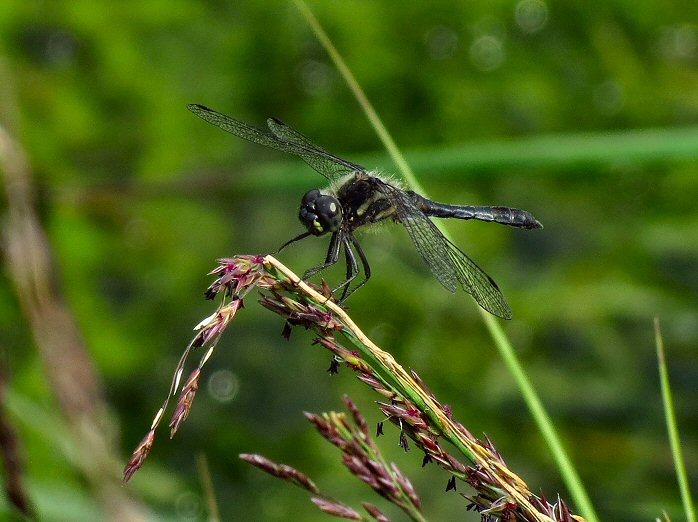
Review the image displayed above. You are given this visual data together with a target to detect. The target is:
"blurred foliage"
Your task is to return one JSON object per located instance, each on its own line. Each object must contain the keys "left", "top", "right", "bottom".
{"left": 1, "top": 1, "right": 697, "bottom": 521}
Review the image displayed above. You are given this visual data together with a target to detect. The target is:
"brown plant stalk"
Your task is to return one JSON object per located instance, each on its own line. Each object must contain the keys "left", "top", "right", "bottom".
{"left": 1, "top": 108, "right": 148, "bottom": 520}
{"left": 124, "top": 254, "right": 585, "bottom": 522}
{"left": 262, "top": 256, "right": 582, "bottom": 522}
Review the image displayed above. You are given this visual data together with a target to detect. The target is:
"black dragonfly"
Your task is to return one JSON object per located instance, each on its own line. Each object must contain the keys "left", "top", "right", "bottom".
{"left": 188, "top": 104, "right": 542, "bottom": 319}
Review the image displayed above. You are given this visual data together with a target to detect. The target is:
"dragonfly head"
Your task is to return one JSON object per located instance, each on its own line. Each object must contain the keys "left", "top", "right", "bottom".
{"left": 299, "top": 189, "right": 342, "bottom": 236}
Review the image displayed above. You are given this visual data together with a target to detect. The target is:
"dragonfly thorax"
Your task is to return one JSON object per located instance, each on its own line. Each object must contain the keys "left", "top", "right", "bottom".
{"left": 299, "top": 188, "right": 343, "bottom": 236}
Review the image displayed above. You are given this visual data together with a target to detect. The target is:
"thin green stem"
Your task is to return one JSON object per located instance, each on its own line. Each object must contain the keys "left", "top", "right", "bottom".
{"left": 343, "top": 330, "right": 478, "bottom": 465}
{"left": 482, "top": 310, "right": 600, "bottom": 522}
{"left": 196, "top": 453, "right": 221, "bottom": 522}
{"left": 292, "top": 2, "right": 599, "bottom": 520}
{"left": 291, "top": 0, "right": 423, "bottom": 195}
{"left": 655, "top": 318, "right": 696, "bottom": 522}
{"left": 266, "top": 255, "right": 563, "bottom": 521}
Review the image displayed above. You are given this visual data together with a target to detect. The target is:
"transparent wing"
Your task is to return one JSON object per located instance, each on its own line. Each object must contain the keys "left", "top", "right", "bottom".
{"left": 188, "top": 104, "right": 362, "bottom": 182}
{"left": 378, "top": 182, "right": 512, "bottom": 319}
{"left": 266, "top": 118, "right": 365, "bottom": 181}
{"left": 443, "top": 235, "right": 513, "bottom": 319}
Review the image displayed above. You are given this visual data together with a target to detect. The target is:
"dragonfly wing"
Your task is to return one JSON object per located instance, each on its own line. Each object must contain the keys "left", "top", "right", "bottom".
{"left": 266, "top": 117, "right": 364, "bottom": 181}
{"left": 188, "top": 104, "right": 361, "bottom": 181}
{"left": 189, "top": 104, "right": 300, "bottom": 155}
{"left": 443, "top": 236, "right": 512, "bottom": 319}
{"left": 380, "top": 182, "right": 512, "bottom": 319}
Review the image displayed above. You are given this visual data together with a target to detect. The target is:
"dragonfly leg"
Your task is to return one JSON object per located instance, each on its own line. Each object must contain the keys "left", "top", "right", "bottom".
{"left": 337, "top": 236, "right": 371, "bottom": 302}
{"left": 273, "top": 231, "right": 312, "bottom": 254}
{"left": 302, "top": 232, "right": 341, "bottom": 280}
{"left": 335, "top": 237, "right": 360, "bottom": 300}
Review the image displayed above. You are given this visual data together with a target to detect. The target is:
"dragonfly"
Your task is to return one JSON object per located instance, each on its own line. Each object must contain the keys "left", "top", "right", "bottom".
{"left": 188, "top": 104, "right": 542, "bottom": 319}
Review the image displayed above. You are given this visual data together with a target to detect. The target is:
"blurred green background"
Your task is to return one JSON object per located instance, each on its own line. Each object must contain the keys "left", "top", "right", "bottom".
{"left": 1, "top": 1, "right": 697, "bottom": 521}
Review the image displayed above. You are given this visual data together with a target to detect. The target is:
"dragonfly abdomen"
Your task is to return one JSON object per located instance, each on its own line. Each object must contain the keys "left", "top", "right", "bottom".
{"left": 408, "top": 192, "right": 543, "bottom": 229}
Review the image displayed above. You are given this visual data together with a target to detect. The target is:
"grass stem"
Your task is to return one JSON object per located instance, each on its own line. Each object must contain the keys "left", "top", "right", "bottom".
{"left": 655, "top": 318, "right": 696, "bottom": 522}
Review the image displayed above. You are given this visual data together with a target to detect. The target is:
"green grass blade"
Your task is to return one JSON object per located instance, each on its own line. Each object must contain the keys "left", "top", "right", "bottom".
{"left": 293, "top": 1, "right": 599, "bottom": 520}
{"left": 407, "top": 126, "right": 698, "bottom": 171}
{"left": 483, "top": 310, "right": 599, "bottom": 522}
{"left": 655, "top": 318, "right": 696, "bottom": 522}
{"left": 291, "top": 0, "right": 425, "bottom": 196}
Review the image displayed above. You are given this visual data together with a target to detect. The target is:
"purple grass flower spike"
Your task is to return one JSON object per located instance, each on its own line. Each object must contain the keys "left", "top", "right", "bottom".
{"left": 123, "top": 429, "right": 155, "bottom": 483}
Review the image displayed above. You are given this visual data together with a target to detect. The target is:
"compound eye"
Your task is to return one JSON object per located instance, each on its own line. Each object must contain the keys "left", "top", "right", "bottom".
{"left": 301, "top": 189, "right": 322, "bottom": 207}
{"left": 298, "top": 190, "right": 342, "bottom": 236}
{"left": 314, "top": 195, "right": 342, "bottom": 234}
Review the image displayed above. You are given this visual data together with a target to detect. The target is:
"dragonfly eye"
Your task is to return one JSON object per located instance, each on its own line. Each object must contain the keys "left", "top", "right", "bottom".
{"left": 299, "top": 189, "right": 342, "bottom": 236}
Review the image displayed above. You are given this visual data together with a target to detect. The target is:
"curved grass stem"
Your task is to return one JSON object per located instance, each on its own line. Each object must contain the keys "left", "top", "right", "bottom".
{"left": 292, "top": 2, "right": 598, "bottom": 520}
